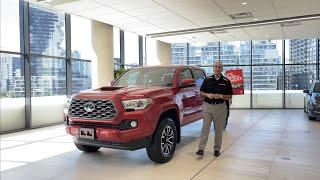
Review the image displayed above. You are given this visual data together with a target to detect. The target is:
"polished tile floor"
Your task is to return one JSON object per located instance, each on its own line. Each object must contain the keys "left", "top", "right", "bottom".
{"left": 1, "top": 110, "right": 320, "bottom": 180}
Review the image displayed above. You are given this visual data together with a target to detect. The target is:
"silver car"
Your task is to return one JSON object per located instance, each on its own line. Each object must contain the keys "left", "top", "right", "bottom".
{"left": 303, "top": 81, "right": 320, "bottom": 120}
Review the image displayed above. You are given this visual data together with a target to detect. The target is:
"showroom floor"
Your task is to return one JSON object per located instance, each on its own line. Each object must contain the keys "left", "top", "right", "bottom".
{"left": 1, "top": 110, "right": 320, "bottom": 180}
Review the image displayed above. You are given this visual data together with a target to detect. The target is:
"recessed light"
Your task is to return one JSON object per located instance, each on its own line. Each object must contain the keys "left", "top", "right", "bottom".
{"left": 266, "top": 34, "right": 269, "bottom": 37}
{"left": 254, "top": 18, "right": 258, "bottom": 21}
{"left": 260, "top": 26, "right": 264, "bottom": 29}
{"left": 241, "top": 2, "right": 247, "bottom": 5}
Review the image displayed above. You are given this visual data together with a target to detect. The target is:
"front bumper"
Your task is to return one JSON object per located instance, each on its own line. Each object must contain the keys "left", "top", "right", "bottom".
{"left": 73, "top": 136, "right": 150, "bottom": 151}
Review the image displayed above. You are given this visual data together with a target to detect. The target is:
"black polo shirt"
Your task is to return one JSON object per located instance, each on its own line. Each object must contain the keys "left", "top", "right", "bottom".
{"left": 200, "top": 74, "right": 233, "bottom": 104}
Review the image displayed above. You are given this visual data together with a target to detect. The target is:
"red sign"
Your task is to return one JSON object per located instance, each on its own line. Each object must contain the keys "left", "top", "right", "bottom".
{"left": 226, "top": 69, "right": 244, "bottom": 95}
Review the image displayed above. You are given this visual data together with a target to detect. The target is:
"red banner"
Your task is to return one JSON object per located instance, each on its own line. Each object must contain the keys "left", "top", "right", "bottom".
{"left": 226, "top": 69, "right": 244, "bottom": 95}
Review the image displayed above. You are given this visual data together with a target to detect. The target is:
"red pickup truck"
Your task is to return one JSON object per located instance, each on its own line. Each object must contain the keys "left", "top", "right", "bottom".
{"left": 64, "top": 65, "right": 206, "bottom": 163}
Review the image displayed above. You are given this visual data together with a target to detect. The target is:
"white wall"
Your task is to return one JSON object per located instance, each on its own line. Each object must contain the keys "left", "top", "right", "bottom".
{"left": 0, "top": 98, "right": 25, "bottom": 132}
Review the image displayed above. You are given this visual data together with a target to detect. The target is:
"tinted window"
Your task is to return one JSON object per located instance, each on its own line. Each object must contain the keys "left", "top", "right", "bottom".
{"left": 313, "top": 83, "right": 320, "bottom": 93}
{"left": 179, "top": 68, "right": 193, "bottom": 85}
{"left": 192, "top": 69, "right": 206, "bottom": 87}
{"left": 114, "top": 67, "right": 176, "bottom": 87}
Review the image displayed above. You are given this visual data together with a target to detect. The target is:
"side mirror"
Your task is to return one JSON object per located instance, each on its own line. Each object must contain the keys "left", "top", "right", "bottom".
{"left": 109, "top": 80, "right": 115, "bottom": 86}
{"left": 303, "top": 89, "right": 309, "bottom": 94}
{"left": 180, "top": 79, "right": 195, "bottom": 88}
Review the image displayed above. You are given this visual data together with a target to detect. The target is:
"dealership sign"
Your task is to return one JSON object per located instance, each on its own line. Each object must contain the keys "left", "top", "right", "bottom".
{"left": 226, "top": 69, "right": 244, "bottom": 95}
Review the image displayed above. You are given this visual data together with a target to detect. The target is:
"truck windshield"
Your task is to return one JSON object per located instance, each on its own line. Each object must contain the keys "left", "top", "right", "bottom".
{"left": 114, "top": 67, "right": 176, "bottom": 87}
{"left": 314, "top": 83, "right": 320, "bottom": 93}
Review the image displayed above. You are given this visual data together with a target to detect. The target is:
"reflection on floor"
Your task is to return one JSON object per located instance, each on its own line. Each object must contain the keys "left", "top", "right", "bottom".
{"left": 1, "top": 110, "right": 320, "bottom": 180}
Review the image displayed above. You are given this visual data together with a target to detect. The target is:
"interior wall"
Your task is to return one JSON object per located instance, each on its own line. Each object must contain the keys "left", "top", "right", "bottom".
{"left": 146, "top": 39, "right": 171, "bottom": 65}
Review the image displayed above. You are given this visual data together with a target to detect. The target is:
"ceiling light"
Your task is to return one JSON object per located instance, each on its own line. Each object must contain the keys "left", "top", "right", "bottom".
{"left": 260, "top": 26, "right": 264, "bottom": 29}
{"left": 265, "top": 34, "right": 269, "bottom": 37}
{"left": 254, "top": 18, "right": 258, "bottom": 21}
{"left": 281, "top": 21, "right": 301, "bottom": 27}
{"left": 229, "top": 12, "right": 253, "bottom": 19}
{"left": 241, "top": 2, "right": 248, "bottom": 5}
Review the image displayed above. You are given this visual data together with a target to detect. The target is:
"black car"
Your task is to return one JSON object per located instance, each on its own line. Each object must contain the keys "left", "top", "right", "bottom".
{"left": 303, "top": 81, "right": 320, "bottom": 120}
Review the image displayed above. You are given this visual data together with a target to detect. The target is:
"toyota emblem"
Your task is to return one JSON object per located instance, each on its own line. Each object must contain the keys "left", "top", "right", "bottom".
{"left": 84, "top": 102, "right": 95, "bottom": 112}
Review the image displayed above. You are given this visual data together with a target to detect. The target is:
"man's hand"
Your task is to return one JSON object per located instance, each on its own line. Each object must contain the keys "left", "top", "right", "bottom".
{"left": 207, "top": 94, "right": 220, "bottom": 99}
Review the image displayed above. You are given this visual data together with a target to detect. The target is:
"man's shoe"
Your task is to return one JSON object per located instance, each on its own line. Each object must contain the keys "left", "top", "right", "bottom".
{"left": 196, "top": 150, "right": 204, "bottom": 157}
{"left": 214, "top": 151, "right": 220, "bottom": 157}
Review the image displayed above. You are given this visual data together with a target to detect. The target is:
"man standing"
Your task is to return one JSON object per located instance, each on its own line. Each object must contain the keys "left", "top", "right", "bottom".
{"left": 196, "top": 60, "right": 233, "bottom": 157}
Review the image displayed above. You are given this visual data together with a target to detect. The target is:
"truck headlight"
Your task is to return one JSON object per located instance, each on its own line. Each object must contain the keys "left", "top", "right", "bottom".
{"left": 64, "top": 97, "right": 72, "bottom": 115}
{"left": 122, "top": 98, "right": 153, "bottom": 110}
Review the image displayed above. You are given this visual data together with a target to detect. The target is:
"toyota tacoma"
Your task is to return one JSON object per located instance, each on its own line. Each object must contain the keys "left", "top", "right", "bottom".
{"left": 64, "top": 65, "right": 207, "bottom": 163}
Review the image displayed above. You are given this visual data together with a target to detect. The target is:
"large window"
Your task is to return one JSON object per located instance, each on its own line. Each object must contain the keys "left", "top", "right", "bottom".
{"left": 220, "top": 41, "right": 250, "bottom": 65}
{"left": 285, "top": 39, "right": 317, "bottom": 108}
{"left": 124, "top": 31, "right": 139, "bottom": 67}
{"left": 252, "top": 40, "right": 283, "bottom": 108}
{"left": 0, "top": 53, "right": 25, "bottom": 131}
{"left": 171, "top": 43, "right": 187, "bottom": 65}
{"left": 171, "top": 38, "right": 319, "bottom": 109}
{"left": 29, "top": 4, "right": 66, "bottom": 57}
{"left": 72, "top": 60, "right": 91, "bottom": 94}
{"left": 71, "top": 15, "right": 93, "bottom": 92}
{"left": 71, "top": 15, "right": 94, "bottom": 60}
{"left": 113, "top": 27, "right": 121, "bottom": 69}
{"left": 0, "top": 0, "right": 22, "bottom": 52}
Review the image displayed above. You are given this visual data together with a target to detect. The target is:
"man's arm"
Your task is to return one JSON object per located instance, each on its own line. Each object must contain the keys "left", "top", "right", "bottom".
{"left": 200, "top": 91, "right": 214, "bottom": 99}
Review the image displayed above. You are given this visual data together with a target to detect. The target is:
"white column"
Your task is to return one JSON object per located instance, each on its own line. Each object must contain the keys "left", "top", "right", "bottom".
{"left": 91, "top": 20, "right": 114, "bottom": 88}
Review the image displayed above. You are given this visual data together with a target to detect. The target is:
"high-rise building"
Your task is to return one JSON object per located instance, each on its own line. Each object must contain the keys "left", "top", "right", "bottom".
{"left": 171, "top": 40, "right": 281, "bottom": 90}
{"left": 286, "top": 39, "right": 317, "bottom": 89}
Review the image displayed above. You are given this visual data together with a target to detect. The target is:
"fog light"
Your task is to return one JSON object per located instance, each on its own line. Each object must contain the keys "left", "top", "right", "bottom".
{"left": 130, "top": 121, "right": 138, "bottom": 128}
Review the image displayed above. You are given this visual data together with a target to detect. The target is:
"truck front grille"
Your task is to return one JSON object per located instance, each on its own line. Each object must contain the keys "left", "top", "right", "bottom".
{"left": 69, "top": 99, "right": 117, "bottom": 120}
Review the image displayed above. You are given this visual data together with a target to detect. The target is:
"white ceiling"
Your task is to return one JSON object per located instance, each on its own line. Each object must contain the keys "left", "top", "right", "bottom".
{"left": 30, "top": 0, "right": 320, "bottom": 43}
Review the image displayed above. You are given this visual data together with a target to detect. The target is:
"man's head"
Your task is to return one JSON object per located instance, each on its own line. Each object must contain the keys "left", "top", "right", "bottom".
{"left": 213, "top": 60, "right": 223, "bottom": 76}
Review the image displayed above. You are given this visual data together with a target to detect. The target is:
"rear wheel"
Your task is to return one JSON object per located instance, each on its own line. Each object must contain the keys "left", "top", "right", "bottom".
{"left": 146, "top": 117, "right": 177, "bottom": 163}
{"left": 74, "top": 142, "right": 100, "bottom": 152}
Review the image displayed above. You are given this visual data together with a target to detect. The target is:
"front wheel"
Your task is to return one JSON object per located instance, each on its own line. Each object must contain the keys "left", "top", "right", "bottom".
{"left": 146, "top": 117, "right": 177, "bottom": 163}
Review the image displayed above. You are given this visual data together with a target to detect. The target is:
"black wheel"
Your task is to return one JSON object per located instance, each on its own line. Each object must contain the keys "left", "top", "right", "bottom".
{"left": 146, "top": 117, "right": 177, "bottom": 163}
{"left": 74, "top": 142, "right": 101, "bottom": 152}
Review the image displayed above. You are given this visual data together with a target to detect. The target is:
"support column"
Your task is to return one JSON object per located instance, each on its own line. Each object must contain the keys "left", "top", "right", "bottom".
{"left": 91, "top": 21, "right": 114, "bottom": 87}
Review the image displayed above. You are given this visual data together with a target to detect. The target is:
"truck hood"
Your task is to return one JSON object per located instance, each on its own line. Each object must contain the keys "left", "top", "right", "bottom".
{"left": 73, "top": 86, "right": 172, "bottom": 99}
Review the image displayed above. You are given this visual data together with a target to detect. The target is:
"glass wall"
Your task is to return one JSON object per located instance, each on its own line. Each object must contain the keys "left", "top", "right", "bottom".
{"left": 252, "top": 40, "right": 283, "bottom": 108}
{"left": 0, "top": 0, "right": 22, "bottom": 52}
{"left": 29, "top": 5, "right": 67, "bottom": 127}
{"left": 0, "top": 1, "right": 94, "bottom": 132}
{"left": 72, "top": 60, "right": 91, "bottom": 94}
{"left": 124, "top": 31, "right": 139, "bottom": 68}
{"left": 285, "top": 39, "right": 317, "bottom": 108}
{"left": 70, "top": 15, "right": 93, "bottom": 92}
{"left": 29, "top": 4, "right": 66, "bottom": 57}
{"left": 0, "top": 53, "right": 25, "bottom": 131}
{"left": 0, "top": 0, "right": 25, "bottom": 132}
{"left": 171, "top": 38, "right": 319, "bottom": 109}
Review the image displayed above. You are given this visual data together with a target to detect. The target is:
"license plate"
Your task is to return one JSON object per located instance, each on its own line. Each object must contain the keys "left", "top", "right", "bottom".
{"left": 79, "top": 128, "right": 94, "bottom": 140}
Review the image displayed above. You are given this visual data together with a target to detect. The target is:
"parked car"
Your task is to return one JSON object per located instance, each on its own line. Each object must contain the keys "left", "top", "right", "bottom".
{"left": 303, "top": 81, "right": 320, "bottom": 120}
{"left": 64, "top": 65, "right": 207, "bottom": 163}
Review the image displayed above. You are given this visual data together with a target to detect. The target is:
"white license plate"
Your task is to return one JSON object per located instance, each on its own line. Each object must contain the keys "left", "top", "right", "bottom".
{"left": 79, "top": 128, "right": 94, "bottom": 140}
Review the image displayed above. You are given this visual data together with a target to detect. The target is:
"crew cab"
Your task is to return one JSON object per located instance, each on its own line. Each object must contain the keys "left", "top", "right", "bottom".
{"left": 64, "top": 65, "right": 206, "bottom": 163}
